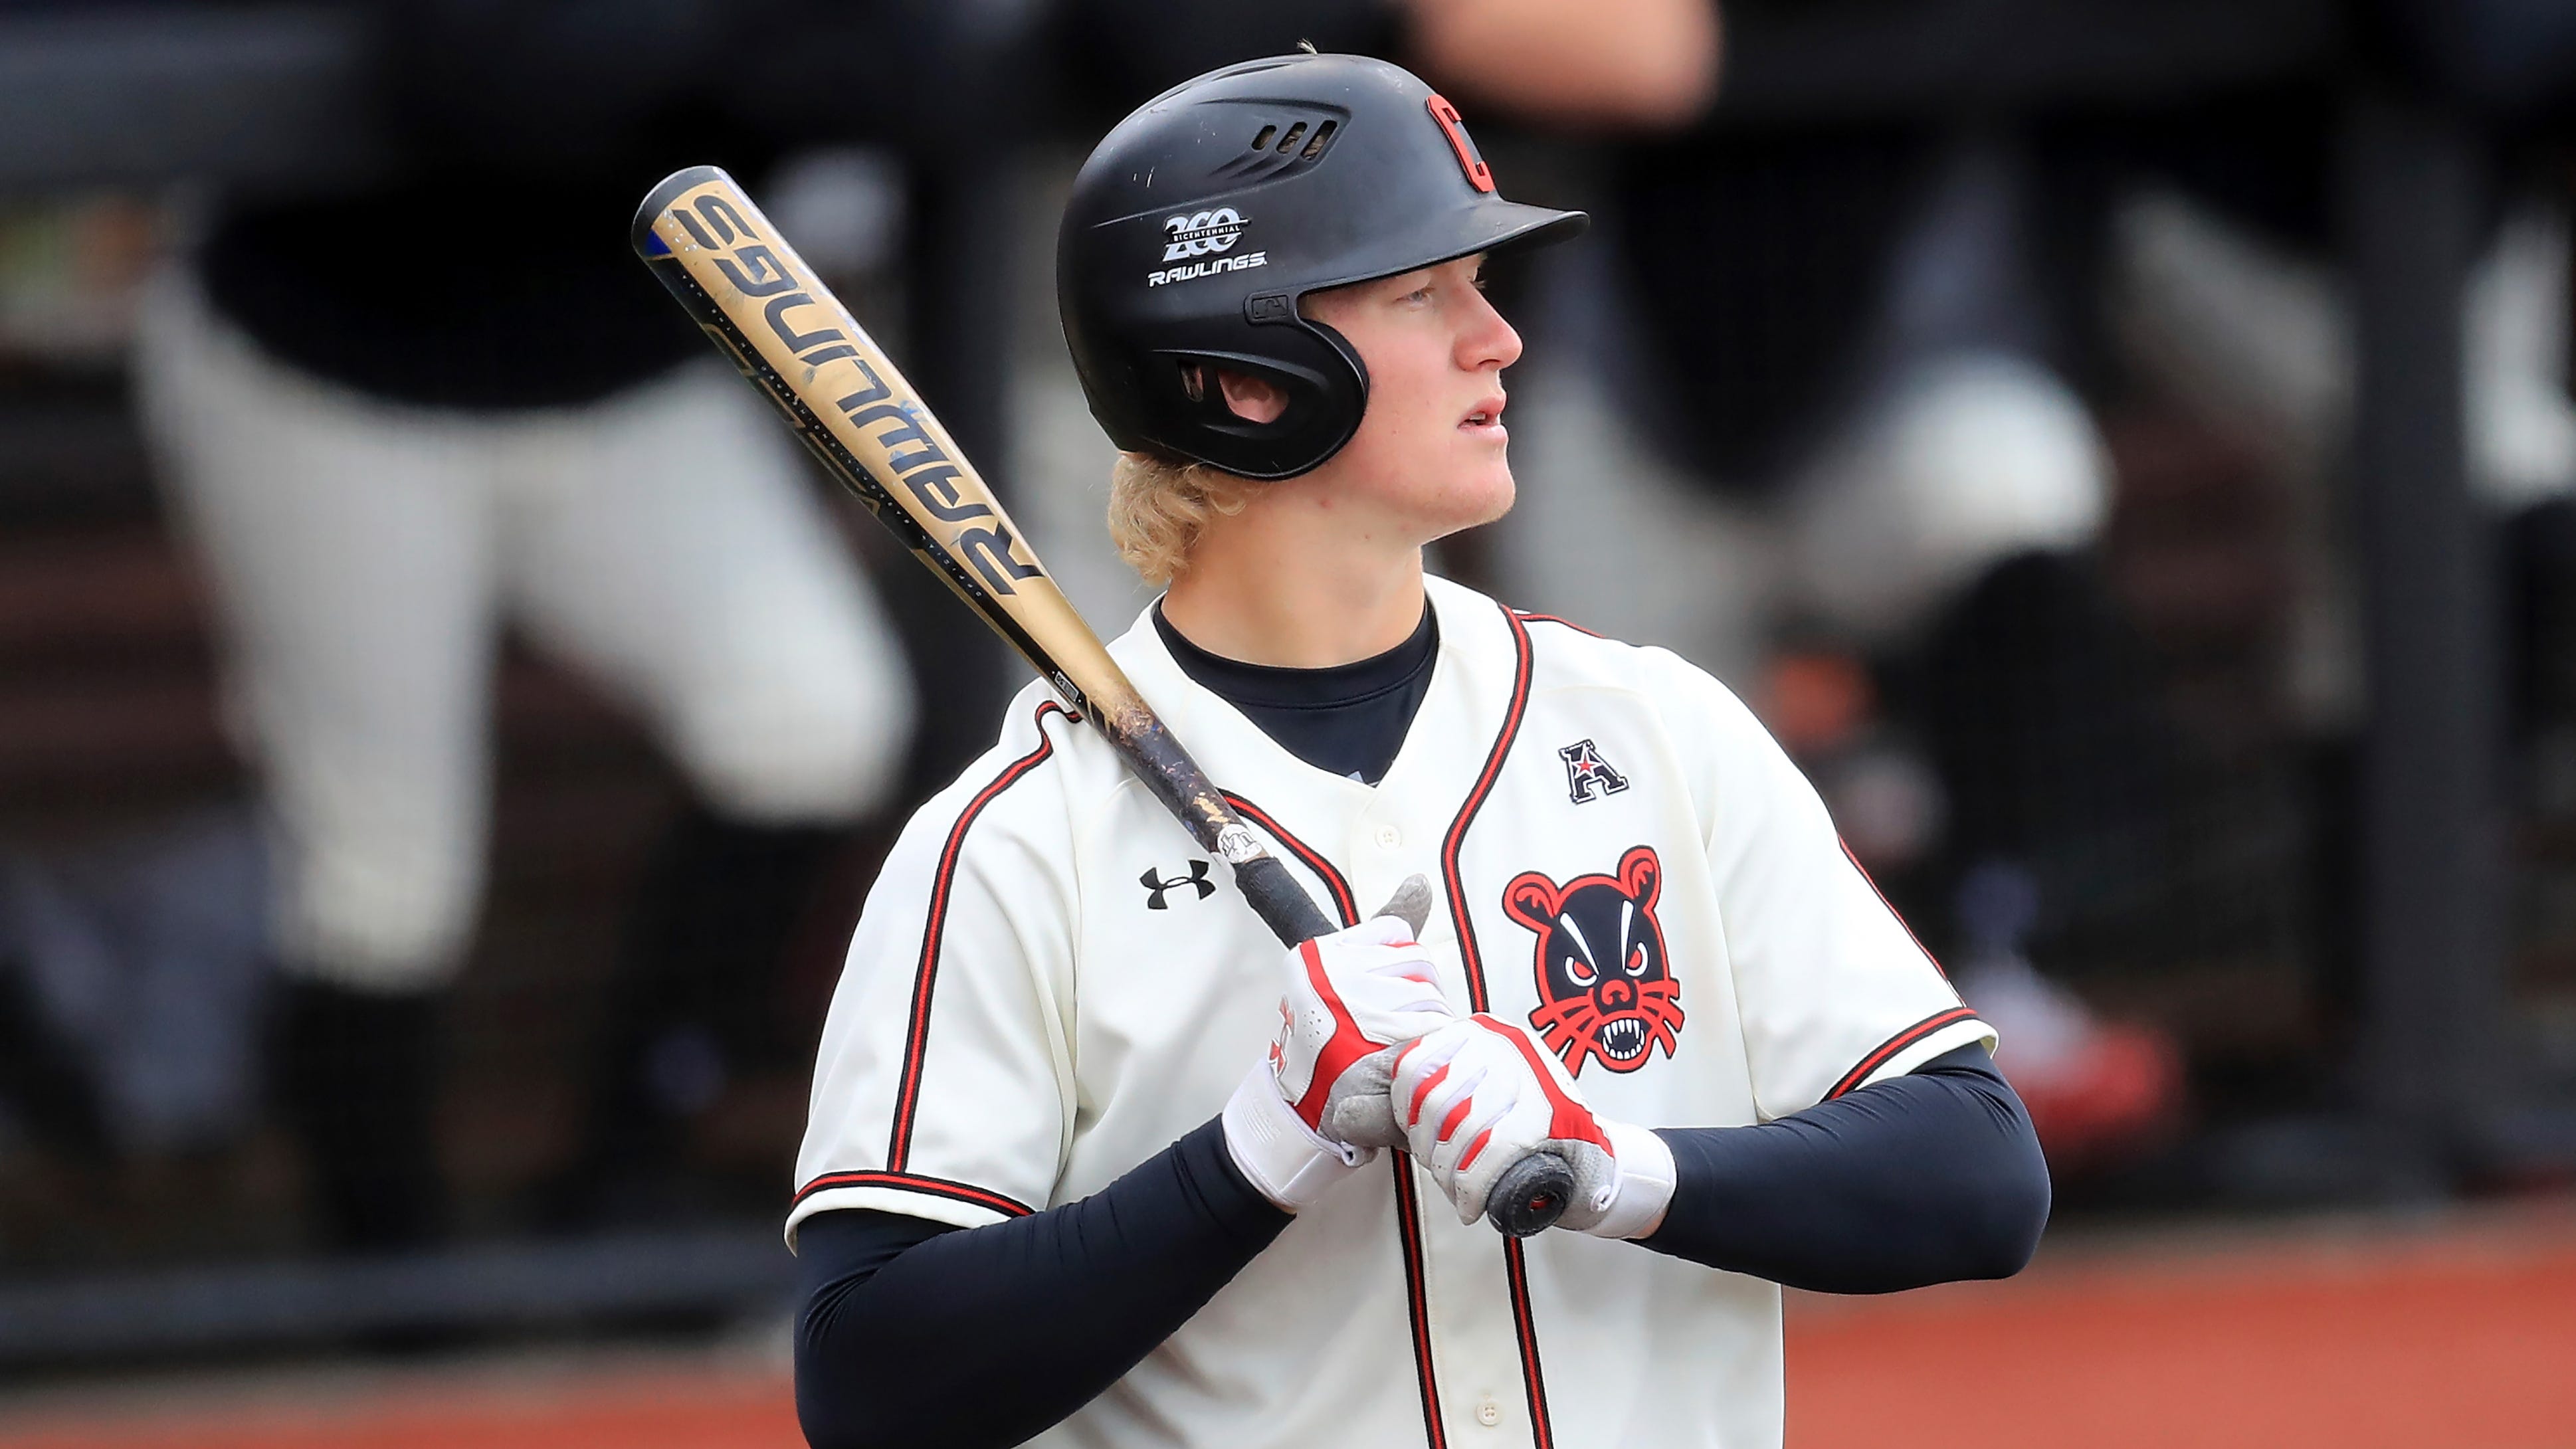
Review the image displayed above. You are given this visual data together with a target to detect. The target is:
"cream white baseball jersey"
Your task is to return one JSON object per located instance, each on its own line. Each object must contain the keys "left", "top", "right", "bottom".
{"left": 791, "top": 574, "right": 1992, "bottom": 1449}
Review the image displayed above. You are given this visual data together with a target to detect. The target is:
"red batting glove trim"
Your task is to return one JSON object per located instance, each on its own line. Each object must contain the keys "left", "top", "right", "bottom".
{"left": 1458, "top": 1126, "right": 1494, "bottom": 1172}
{"left": 1467, "top": 1015, "right": 1611, "bottom": 1151}
{"left": 1407, "top": 1062, "right": 1450, "bottom": 1129}
{"left": 1294, "top": 939, "right": 1378, "bottom": 1132}
{"left": 1438, "top": 1095, "right": 1474, "bottom": 1143}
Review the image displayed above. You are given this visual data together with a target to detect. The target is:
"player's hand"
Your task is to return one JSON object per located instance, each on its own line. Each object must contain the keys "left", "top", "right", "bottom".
{"left": 1273, "top": 874, "right": 1451, "bottom": 1151}
{"left": 1225, "top": 876, "right": 1450, "bottom": 1211}
{"left": 1391, "top": 1014, "right": 1674, "bottom": 1236}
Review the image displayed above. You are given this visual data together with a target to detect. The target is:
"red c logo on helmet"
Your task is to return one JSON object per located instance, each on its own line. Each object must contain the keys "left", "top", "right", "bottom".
{"left": 1425, "top": 94, "right": 1496, "bottom": 193}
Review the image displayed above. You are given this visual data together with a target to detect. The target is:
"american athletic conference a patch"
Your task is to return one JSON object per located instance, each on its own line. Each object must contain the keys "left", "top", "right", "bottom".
{"left": 1502, "top": 846, "right": 1684, "bottom": 1076}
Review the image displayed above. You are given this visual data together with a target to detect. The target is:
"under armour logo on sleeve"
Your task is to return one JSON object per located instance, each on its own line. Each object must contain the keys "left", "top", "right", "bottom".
{"left": 1141, "top": 860, "right": 1216, "bottom": 909}
{"left": 1559, "top": 739, "right": 1631, "bottom": 803}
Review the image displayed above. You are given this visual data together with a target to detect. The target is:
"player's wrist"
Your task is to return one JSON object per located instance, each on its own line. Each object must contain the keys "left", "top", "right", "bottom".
{"left": 1222, "top": 1060, "right": 1373, "bottom": 1212}
{"left": 1583, "top": 1118, "right": 1677, "bottom": 1240}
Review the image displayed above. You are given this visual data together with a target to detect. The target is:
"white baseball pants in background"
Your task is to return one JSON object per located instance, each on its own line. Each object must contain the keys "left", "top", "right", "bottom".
{"left": 134, "top": 276, "right": 916, "bottom": 992}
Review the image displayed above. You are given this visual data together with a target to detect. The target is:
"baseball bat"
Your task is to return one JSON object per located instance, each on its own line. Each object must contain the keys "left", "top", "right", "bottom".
{"left": 633, "top": 165, "right": 1571, "bottom": 1238}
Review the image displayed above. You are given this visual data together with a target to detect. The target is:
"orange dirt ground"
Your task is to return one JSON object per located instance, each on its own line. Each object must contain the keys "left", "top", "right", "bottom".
{"left": 1, "top": 1205, "right": 2569, "bottom": 1449}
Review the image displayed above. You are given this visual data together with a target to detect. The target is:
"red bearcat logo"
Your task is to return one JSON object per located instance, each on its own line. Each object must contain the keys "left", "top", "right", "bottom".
{"left": 1502, "top": 845, "right": 1684, "bottom": 1076}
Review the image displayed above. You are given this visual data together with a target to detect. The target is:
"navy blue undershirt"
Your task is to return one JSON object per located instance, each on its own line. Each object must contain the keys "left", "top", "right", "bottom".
{"left": 791, "top": 608, "right": 2050, "bottom": 1449}
{"left": 1151, "top": 599, "right": 1438, "bottom": 785}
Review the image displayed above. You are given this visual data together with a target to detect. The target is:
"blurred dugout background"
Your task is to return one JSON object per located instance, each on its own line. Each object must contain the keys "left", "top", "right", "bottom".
{"left": 0, "top": 0, "right": 2574, "bottom": 1444}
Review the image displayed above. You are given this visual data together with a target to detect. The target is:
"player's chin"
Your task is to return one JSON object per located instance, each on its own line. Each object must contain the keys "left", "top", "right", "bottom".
{"left": 1461, "top": 456, "right": 1517, "bottom": 526}
{"left": 1420, "top": 454, "right": 1515, "bottom": 534}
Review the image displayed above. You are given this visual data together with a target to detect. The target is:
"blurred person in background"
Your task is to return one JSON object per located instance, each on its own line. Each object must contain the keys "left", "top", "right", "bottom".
{"left": 1062, "top": 0, "right": 1719, "bottom": 128}
{"left": 2096, "top": 5, "right": 2576, "bottom": 764}
{"left": 2070, "top": 0, "right": 2576, "bottom": 1129}
{"left": 130, "top": 0, "right": 1025, "bottom": 1252}
{"left": 1496, "top": 6, "right": 2182, "bottom": 1171}
{"left": 1500, "top": 0, "right": 2576, "bottom": 1177}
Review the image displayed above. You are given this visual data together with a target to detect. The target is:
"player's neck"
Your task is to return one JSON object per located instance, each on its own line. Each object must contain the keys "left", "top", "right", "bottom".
{"left": 1161, "top": 500, "right": 1428, "bottom": 669}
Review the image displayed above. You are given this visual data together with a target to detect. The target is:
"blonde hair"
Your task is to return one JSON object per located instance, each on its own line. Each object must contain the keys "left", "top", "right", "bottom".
{"left": 1106, "top": 450, "right": 1259, "bottom": 586}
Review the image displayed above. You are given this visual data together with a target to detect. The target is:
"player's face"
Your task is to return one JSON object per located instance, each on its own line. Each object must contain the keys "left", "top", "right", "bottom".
{"left": 1302, "top": 255, "right": 1522, "bottom": 541}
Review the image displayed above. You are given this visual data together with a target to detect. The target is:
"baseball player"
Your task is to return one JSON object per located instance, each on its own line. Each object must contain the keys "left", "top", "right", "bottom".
{"left": 791, "top": 55, "right": 2048, "bottom": 1449}
{"left": 131, "top": 15, "right": 934, "bottom": 1247}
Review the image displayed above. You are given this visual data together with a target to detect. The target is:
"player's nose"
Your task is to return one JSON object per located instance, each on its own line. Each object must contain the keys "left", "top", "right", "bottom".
{"left": 1456, "top": 282, "right": 1521, "bottom": 373}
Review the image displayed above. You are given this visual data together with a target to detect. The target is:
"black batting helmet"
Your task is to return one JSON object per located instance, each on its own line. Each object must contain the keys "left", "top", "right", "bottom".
{"left": 1058, "top": 54, "right": 1587, "bottom": 480}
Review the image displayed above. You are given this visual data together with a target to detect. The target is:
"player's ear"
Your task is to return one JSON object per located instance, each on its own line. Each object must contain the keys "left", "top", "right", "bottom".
{"left": 1214, "top": 366, "right": 1289, "bottom": 424}
{"left": 1502, "top": 872, "right": 1559, "bottom": 929}
{"left": 1619, "top": 847, "right": 1660, "bottom": 909}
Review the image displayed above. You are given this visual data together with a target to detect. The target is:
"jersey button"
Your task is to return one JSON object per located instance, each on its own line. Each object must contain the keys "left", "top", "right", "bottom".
{"left": 1373, "top": 824, "right": 1402, "bottom": 850}
{"left": 1475, "top": 1397, "right": 1502, "bottom": 1427}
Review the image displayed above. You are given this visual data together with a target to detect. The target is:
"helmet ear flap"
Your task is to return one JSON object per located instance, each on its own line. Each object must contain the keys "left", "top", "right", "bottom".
{"left": 1163, "top": 351, "right": 1319, "bottom": 436}
{"left": 1145, "top": 328, "right": 1368, "bottom": 478}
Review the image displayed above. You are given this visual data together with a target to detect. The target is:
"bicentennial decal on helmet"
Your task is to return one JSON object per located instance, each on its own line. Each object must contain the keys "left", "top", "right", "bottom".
{"left": 1162, "top": 208, "right": 1247, "bottom": 260}
{"left": 1502, "top": 846, "right": 1684, "bottom": 1076}
{"left": 1147, "top": 206, "right": 1267, "bottom": 288}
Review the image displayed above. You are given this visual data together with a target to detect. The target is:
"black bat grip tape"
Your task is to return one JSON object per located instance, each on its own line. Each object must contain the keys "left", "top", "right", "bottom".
{"left": 1486, "top": 1152, "right": 1577, "bottom": 1238}
{"left": 1232, "top": 855, "right": 1339, "bottom": 947}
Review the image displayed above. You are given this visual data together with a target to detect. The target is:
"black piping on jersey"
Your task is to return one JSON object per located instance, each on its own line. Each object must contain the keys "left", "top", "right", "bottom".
{"left": 1827, "top": 1006, "right": 1986, "bottom": 1101}
{"left": 1436, "top": 603, "right": 1557, "bottom": 1449}
{"left": 1222, "top": 788, "right": 1448, "bottom": 1449}
{"left": 792, "top": 1168, "right": 1035, "bottom": 1220}
{"left": 884, "top": 701, "right": 1073, "bottom": 1172}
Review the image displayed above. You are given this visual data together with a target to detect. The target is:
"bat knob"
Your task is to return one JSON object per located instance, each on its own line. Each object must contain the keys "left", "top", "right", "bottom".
{"left": 1484, "top": 1151, "right": 1576, "bottom": 1238}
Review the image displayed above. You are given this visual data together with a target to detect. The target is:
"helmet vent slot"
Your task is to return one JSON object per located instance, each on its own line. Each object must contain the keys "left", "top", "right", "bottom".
{"left": 1212, "top": 107, "right": 1347, "bottom": 181}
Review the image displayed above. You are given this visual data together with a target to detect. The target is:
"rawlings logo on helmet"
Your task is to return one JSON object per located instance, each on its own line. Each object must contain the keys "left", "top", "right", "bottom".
{"left": 1503, "top": 846, "right": 1685, "bottom": 1076}
{"left": 1162, "top": 208, "right": 1247, "bottom": 261}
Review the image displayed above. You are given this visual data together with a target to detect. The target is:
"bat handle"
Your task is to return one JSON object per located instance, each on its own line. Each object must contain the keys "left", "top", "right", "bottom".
{"left": 1485, "top": 1151, "right": 1576, "bottom": 1237}
{"left": 1232, "top": 853, "right": 1343, "bottom": 946}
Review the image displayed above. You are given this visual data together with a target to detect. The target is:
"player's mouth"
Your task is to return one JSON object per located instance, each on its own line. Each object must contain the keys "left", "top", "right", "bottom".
{"left": 1460, "top": 395, "right": 1507, "bottom": 438}
{"left": 1599, "top": 1016, "right": 1649, "bottom": 1062}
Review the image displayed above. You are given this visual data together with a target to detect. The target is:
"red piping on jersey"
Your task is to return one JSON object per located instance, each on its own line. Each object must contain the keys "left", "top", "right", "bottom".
{"left": 1228, "top": 791, "right": 1454, "bottom": 1446}
{"left": 1838, "top": 837, "right": 1949, "bottom": 981}
{"left": 886, "top": 702, "right": 1072, "bottom": 1171}
{"left": 791, "top": 1169, "right": 1035, "bottom": 1219}
{"left": 1221, "top": 792, "right": 1359, "bottom": 924}
{"left": 1825, "top": 1006, "right": 1985, "bottom": 1100}
{"left": 1390, "top": 1155, "right": 1450, "bottom": 1449}
{"left": 1437, "top": 603, "right": 1557, "bottom": 1448}
{"left": 1441, "top": 605, "right": 1534, "bottom": 1015}
{"left": 1511, "top": 609, "right": 1604, "bottom": 639}
{"left": 1502, "top": 1239, "right": 1555, "bottom": 1444}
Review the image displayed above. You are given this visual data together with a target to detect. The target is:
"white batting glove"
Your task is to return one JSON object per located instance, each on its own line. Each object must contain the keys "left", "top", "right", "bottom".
{"left": 1391, "top": 1014, "right": 1675, "bottom": 1237}
{"left": 1224, "top": 877, "right": 1453, "bottom": 1212}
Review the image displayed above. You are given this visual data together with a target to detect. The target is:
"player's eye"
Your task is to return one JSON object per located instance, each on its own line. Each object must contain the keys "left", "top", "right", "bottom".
{"left": 1562, "top": 951, "right": 1596, "bottom": 985}
{"left": 1626, "top": 944, "right": 1649, "bottom": 976}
